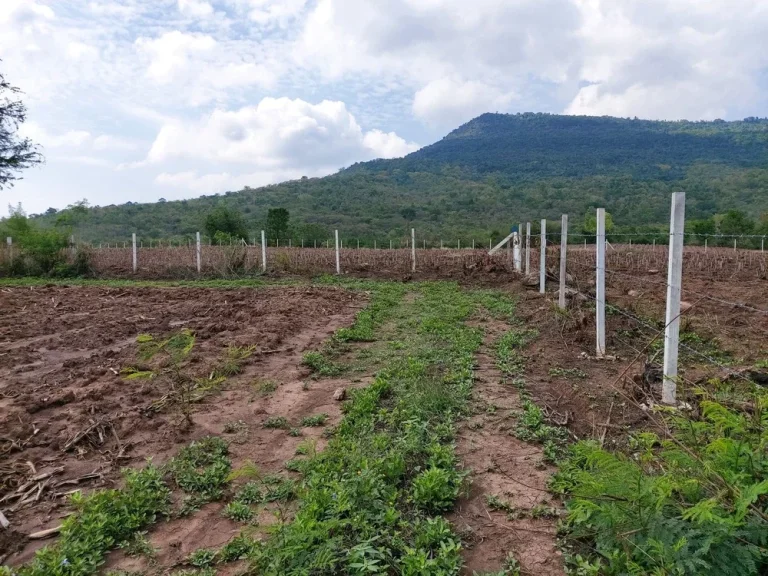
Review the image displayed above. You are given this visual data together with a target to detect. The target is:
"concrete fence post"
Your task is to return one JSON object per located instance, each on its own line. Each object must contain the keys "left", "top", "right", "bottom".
{"left": 663, "top": 192, "right": 686, "bottom": 405}
{"left": 196, "top": 232, "right": 201, "bottom": 273}
{"left": 132, "top": 233, "right": 137, "bottom": 273}
{"left": 540, "top": 219, "right": 546, "bottom": 294}
{"left": 335, "top": 230, "right": 341, "bottom": 274}
{"left": 6, "top": 237, "right": 12, "bottom": 264}
{"left": 411, "top": 228, "right": 416, "bottom": 272}
{"left": 559, "top": 215, "right": 568, "bottom": 309}
{"left": 525, "top": 222, "right": 531, "bottom": 275}
{"left": 261, "top": 230, "right": 267, "bottom": 272}
{"left": 596, "top": 209, "right": 606, "bottom": 358}
{"left": 513, "top": 231, "right": 522, "bottom": 272}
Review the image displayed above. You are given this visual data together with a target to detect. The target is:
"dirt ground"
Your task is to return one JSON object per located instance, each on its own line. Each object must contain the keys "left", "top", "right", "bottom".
{"left": 514, "top": 271, "right": 767, "bottom": 445}
{"left": 0, "top": 284, "right": 365, "bottom": 566}
{"left": 450, "top": 317, "right": 563, "bottom": 576}
{"left": 1, "top": 273, "right": 765, "bottom": 573}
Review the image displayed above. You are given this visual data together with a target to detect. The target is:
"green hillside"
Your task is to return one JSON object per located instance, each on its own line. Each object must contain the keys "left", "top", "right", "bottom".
{"left": 34, "top": 113, "right": 768, "bottom": 244}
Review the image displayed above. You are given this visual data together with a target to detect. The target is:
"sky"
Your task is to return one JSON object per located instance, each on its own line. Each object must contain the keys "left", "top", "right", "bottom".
{"left": 2, "top": 0, "right": 768, "bottom": 215}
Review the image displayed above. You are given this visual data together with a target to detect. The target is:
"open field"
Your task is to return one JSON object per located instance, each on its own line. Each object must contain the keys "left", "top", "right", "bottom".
{"left": 1, "top": 272, "right": 766, "bottom": 576}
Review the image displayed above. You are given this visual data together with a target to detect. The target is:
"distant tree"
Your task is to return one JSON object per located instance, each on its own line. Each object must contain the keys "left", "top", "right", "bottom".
{"left": 205, "top": 205, "right": 247, "bottom": 241}
{"left": 56, "top": 199, "right": 90, "bottom": 227}
{"left": 400, "top": 207, "right": 416, "bottom": 221}
{"left": 1, "top": 66, "right": 43, "bottom": 189}
{"left": 759, "top": 212, "right": 768, "bottom": 235}
{"left": 266, "top": 208, "right": 290, "bottom": 240}
{"left": 688, "top": 218, "right": 716, "bottom": 236}
{"left": 158, "top": 197, "right": 167, "bottom": 203}
{"left": 719, "top": 210, "right": 754, "bottom": 235}
{"left": 296, "top": 222, "right": 330, "bottom": 243}
{"left": 45, "top": 207, "right": 57, "bottom": 215}
{"left": 583, "top": 210, "right": 614, "bottom": 234}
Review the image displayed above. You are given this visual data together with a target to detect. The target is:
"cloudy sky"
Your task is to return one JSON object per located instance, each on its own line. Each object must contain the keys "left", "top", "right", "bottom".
{"left": 2, "top": 0, "right": 768, "bottom": 214}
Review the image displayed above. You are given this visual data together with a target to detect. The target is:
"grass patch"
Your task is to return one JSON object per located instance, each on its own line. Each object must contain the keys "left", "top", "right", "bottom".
{"left": 515, "top": 400, "right": 568, "bottom": 463}
{"left": 213, "top": 345, "right": 255, "bottom": 378}
{"left": 496, "top": 328, "right": 538, "bottom": 378}
{"left": 253, "top": 379, "right": 278, "bottom": 395}
{"left": 301, "top": 351, "right": 343, "bottom": 377}
{"left": 300, "top": 280, "right": 409, "bottom": 377}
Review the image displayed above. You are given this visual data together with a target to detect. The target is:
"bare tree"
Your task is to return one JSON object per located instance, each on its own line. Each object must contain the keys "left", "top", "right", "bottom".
{"left": 1, "top": 65, "right": 43, "bottom": 189}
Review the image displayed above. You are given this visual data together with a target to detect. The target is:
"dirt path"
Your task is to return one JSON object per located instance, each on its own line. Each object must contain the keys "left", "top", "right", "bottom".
{"left": 451, "top": 317, "right": 564, "bottom": 575}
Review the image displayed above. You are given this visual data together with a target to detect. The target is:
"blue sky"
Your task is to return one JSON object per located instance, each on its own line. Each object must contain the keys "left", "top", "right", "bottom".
{"left": 2, "top": 0, "right": 768, "bottom": 214}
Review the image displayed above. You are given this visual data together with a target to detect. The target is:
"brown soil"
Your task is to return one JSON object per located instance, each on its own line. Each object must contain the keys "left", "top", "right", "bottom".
{"left": 0, "top": 284, "right": 365, "bottom": 566}
{"left": 513, "top": 272, "right": 767, "bottom": 446}
{"left": 450, "top": 316, "right": 563, "bottom": 576}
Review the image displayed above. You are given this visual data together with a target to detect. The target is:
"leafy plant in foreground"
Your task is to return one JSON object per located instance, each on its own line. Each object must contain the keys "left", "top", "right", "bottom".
{"left": 553, "top": 389, "right": 768, "bottom": 575}
{"left": 169, "top": 436, "right": 231, "bottom": 502}
{"left": 9, "top": 466, "right": 170, "bottom": 576}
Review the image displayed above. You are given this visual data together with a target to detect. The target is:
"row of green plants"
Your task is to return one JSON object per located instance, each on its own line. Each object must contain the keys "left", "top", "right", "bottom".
{"left": 250, "top": 282, "right": 485, "bottom": 574}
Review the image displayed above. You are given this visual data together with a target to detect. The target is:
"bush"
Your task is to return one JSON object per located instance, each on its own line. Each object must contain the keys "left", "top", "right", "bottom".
{"left": 0, "top": 212, "right": 72, "bottom": 276}
{"left": 553, "top": 392, "right": 768, "bottom": 575}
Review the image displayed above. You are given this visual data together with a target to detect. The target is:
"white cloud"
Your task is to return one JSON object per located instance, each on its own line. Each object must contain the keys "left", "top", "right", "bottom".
{"left": 136, "top": 31, "right": 217, "bottom": 84}
{"left": 362, "top": 130, "right": 420, "bottom": 158}
{"left": 146, "top": 97, "right": 419, "bottom": 169}
{"left": 296, "top": 0, "right": 580, "bottom": 94}
{"left": 412, "top": 77, "right": 516, "bottom": 128}
{"left": 20, "top": 122, "right": 139, "bottom": 153}
{"left": 563, "top": 0, "right": 768, "bottom": 119}
{"left": 178, "top": 0, "right": 214, "bottom": 17}
{"left": 155, "top": 169, "right": 306, "bottom": 194}
{"left": 223, "top": 0, "right": 307, "bottom": 26}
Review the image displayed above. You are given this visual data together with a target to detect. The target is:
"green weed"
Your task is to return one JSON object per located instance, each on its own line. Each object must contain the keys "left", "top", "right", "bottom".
{"left": 485, "top": 494, "right": 516, "bottom": 514}
{"left": 234, "top": 482, "right": 263, "bottom": 505}
{"left": 549, "top": 366, "right": 587, "bottom": 379}
{"left": 263, "top": 416, "right": 290, "bottom": 429}
{"left": 515, "top": 400, "right": 568, "bottom": 463}
{"left": 247, "top": 281, "right": 483, "bottom": 575}
{"left": 118, "top": 530, "right": 156, "bottom": 559}
{"left": 218, "top": 533, "right": 261, "bottom": 563}
{"left": 9, "top": 466, "right": 170, "bottom": 576}
{"left": 301, "top": 351, "right": 343, "bottom": 377}
{"left": 169, "top": 436, "right": 231, "bottom": 502}
{"left": 222, "top": 501, "right": 254, "bottom": 523}
{"left": 553, "top": 389, "right": 768, "bottom": 575}
{"left": 188, "top": 547, "right": 217, "bottom": 567}
{"left": 254, "top": 379, "right": 278, "bottom": 395}
{"left": 300, "top": 413, "right": 329, "bottom": 427}
{"left": 496, "top": 328, "right": 538, "bottom": 377}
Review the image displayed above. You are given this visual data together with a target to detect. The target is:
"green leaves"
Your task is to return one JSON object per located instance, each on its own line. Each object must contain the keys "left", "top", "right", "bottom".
{"left": 555, "top": 389, "right": 768, "bottom": 575}
{"left": 13, "top": 466, "right": 170, "bottom": 576}
{"left": 169, "top": 436, "right": 231, "bottom": 502}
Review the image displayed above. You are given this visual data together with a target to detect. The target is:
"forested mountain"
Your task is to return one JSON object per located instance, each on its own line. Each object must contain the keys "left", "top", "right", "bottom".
{"left": 33, "top": 113, "right": 768, "bottom": 244}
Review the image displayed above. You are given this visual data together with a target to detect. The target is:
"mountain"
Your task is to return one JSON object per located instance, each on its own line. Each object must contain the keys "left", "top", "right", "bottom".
{"left": 35, "top": 113, "right": 768, "bottom": 244}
